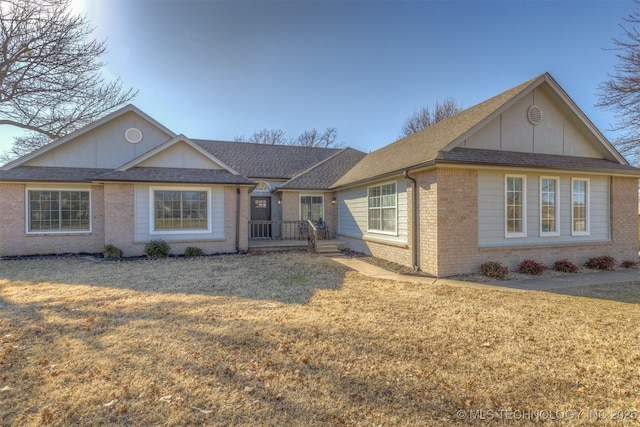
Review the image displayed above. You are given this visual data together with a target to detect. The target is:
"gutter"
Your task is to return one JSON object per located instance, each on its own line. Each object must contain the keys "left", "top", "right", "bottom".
{"left": 235, "top": 185, "right": 241, "bottom": 253}
{"left": 403, "top": 169, "right": 420, "bottom": 271}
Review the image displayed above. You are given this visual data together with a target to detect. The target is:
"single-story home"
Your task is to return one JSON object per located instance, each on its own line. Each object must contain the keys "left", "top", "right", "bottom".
{"left": 1, "top": 72, "right": 639, "bottom": 276}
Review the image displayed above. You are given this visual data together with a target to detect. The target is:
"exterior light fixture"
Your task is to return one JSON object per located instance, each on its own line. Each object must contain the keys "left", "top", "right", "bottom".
{"left": 332, "top": 197, "right": 336, "bottom": 205}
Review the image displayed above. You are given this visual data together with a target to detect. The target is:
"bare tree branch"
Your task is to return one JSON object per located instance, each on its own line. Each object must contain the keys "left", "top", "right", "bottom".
{"left": 400, "top": 98, "right": 462, "bottom": 138}
{"left": 0, "top": 0, "right": 137, "bottom": 162}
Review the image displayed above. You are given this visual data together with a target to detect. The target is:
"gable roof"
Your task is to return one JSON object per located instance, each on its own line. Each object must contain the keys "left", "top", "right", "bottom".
{"left": 1, "top": 104, "right": 177, "bottom": 170}
{"left": 115, "top": 134, "right": 239, "bottom": 174}
{"left": 193, "top": 140, "right": 343, "bottom": 180}
{"left": 332, "top": 73, "right": 638, "bottom": 188}
{"left": 278, "top": 148, "right": 367, "bottom": 190}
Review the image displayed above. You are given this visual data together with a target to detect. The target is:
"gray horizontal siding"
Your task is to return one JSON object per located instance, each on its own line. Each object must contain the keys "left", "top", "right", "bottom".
{"left": 478, "top": 170, "right": 610, "bottom": 247}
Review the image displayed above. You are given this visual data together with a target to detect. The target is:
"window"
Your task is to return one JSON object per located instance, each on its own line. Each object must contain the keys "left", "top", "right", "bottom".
{"left": 28, "top": 190, "right": 91, "bottom": 232}
{"left": 571, "top": 178, "right": 589, "bottom": 235}
{"left": 505, "top": 176, "right": 526, "bottom": 237}
{"left": 368, "top": 182, "right": 397, "bottom": 234}
{"left": 300, "top": 196, "right": 323, "bottom": 222}
{"left": 152, "top": 189, "right": 209, "bottom": 232}
{"left": 540, "top": 177, "right": 559, "bottom": 236}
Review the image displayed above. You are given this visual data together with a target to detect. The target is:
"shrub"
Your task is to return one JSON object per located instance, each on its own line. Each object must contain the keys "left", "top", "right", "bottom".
{"left": 184, "top": 246, "right": 204, "bottom": 257}
{"left": 518, "top": 259, "right": 548, "bottom": 275}
{"left": 103, "top": 244, "right": 123, "bottom": 260}
{"left": 584, "top": 255, "right": 616, "bottom": 271}
{"left": 145, "top": 240, "right": 171, "bottom": 258}
{"left": 620, "top": 260, "right": 638, "bottom": 269}
{"left": 480, "top": 261, "right": 508, "bottom": 279}
{"left": 553, "top": 259, "right": 579, "bottom": 273}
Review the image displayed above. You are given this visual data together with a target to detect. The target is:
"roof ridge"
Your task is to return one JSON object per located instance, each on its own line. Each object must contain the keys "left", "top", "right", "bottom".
{"left": 280, "top": 147, "right": 355, "bottom": 186}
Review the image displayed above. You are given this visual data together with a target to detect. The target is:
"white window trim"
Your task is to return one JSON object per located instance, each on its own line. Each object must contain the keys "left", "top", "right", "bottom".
{"left": 571, "top": 178, "right": 590, "bottom": 236}
{"left": 367, "top": 181, "right": 398, "bottom": 236}
{"left": 539, "top": 176, "right": 560, "bottom": 237}
{"left": 299, "top": 194, "right": 324, "bottom": 222}
{"left": 504, "top": 175, "right": 527, "bottom": 238}
{"left": 25, "top": 187, "right": 92, "bottom": 234}
{"left": 149, "top": 186, "right": 212, "bottom": 235}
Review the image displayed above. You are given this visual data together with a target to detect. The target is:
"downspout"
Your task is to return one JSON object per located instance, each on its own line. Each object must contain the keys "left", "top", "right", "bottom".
{"left": 403, "top": 169, "right": 420, "bottom": 271}
{"left": 235, "top": 185, "right": 241, "bottom": 253}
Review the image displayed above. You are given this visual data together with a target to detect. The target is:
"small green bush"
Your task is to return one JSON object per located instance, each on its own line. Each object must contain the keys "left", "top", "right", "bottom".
{"left": 553, "top": 259, "right": 579, "bottom": 273}
{"left": 480, "top": 261, "right": 508, "bottom": 279}
{"left": 103, "top": 244, "right": 123, "bottom": 260}
{"left": 145, "top": 240, "right": 171, "bottom": 258}
{"left": 184, "top": 246, "right": 204, "bottom": 257}
{"left": 620, "top": 260, "right": 638, "bottom": 269}
{"left": 518, "top": 259, "right": 548, "bottom": 275}
{"left": 584, "top": 255, "right": 616, "bottom": 271}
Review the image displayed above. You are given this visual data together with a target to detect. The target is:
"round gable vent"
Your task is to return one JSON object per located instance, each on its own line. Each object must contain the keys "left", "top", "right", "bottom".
{"left": 527, "top": 105, "right": 542, "bottom": 125}
{"left": 125, "top": 127, "right": 143, "bottom": 143}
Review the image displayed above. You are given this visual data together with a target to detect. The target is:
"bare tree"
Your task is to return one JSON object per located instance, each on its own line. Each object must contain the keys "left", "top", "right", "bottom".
{"left": 0, "top": 0, "right": 136, "bottom": 162}
{"left": 295, "top": 127, "right": 340, "bottom": 147}
{"left": 247, "top": 129, "right": 287, "bottom": 145}
{"left": 400, "top": 98, "right": 462, "bottom": 138}
{"left": 597, "top": 0, "right": 640, "bottom": 165}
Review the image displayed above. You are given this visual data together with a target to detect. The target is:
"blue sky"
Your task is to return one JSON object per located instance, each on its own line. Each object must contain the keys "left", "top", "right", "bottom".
{"left": 0, "top": 0, "right": 636, "bottom": 155}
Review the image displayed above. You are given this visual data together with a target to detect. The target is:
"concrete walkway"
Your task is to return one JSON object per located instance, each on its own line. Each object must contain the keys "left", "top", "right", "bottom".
{"left": 331, "top": 257, "right": 639, "bottom": 292}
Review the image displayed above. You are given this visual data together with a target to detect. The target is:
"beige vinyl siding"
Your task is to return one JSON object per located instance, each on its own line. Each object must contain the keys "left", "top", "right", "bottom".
{"left": 478, "top": 170, "right": 610, "bottom": 247}
{"left": 338, "top": 178, "right": 408, "bottom": 244}
{"left": 134, "top": 184, "right": 225, "bottom": 242}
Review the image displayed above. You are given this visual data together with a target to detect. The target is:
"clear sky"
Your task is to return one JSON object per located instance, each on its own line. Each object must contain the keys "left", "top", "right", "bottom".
{"left": 0, "top": 0, "right": 636, "bottom": 156}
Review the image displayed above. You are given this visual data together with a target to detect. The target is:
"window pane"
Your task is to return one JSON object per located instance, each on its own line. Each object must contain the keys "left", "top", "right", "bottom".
{"left": 506, "top": 177, "right": 523, "bottom": 234}
{"left": 541, "top": 178, "right": 556, "bottom": 233}
{"left": 382, "top": 208, "right": 396, "bottom": 232}
{"left": 368, "top": 183, "right": 396, "bottom": 232}
{"left": 29, "top": 190, "right": 89, "bottom": 231}
{"left": 368, "top": 209, "right": 381, "bottom": 230}
{"left": 572, "top": 180, "right": 588, "bottom": 233}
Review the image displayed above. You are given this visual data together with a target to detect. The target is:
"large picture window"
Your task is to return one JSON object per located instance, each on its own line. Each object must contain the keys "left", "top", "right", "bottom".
{"left": 300, "top": 196, "right": 323, "bottom": 222}
{"left": 505, "top": 176, "right": 526, "bottom": 237}
{"left": 540, "top": 177, "right": 559, "bottom": 236}
{"left": 571, "top": 178, "right": 589, "bottom": 235}
{"left": 368, "top": 182, "right": 397, "bottom": 234}
{"left": 153, "top": 189, "right": 209, "bottom": 232}
{"left": 28, "top": 190, "right": 91, "bottom": 232}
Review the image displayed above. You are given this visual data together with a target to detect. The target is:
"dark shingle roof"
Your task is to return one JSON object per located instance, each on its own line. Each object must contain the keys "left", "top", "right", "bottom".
{"left": 192, "top": 140, "right": 342, "bottom": 179}
{"left": 0, "top": 166, "right": 112, "bottom": 182}
{"left": 96, "top": 167, "right": 254, "bottom": 184}
{"left": 279, "top": 148, "right": 367, "bottom": 190}
{"left": 439, "top": 148, "right": 640, "bottom": 174}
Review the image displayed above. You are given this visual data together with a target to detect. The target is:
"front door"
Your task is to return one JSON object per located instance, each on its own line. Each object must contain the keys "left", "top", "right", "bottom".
{"left": 251, "top": 197, "right": 271, "bottom": 238}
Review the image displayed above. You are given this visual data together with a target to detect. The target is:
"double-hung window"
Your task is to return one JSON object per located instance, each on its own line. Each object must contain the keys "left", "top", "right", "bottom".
{"left": 505, "top": 175, "right": 526, "bottom": 238}
{"left": 28, "top": 189, "right": 91, "bottom": 233}
{"left": 152, "top": 188, "right": 210, "bottom": 233}
{"left": 540, "top": 177, "right": 559, "bottom": 236}
{"left": 571, "top": 178, "right": 589, "bottom": 235}
{"left": 368, "top": 182, "right": 397, "bottom": 234}
{"left": 300, "top": 196, "right": 324, "bottom": 222}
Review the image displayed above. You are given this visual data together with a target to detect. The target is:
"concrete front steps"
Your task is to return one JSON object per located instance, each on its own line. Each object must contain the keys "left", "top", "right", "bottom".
{"left": 314, "top": 239, "right": 346, "bottom": 256}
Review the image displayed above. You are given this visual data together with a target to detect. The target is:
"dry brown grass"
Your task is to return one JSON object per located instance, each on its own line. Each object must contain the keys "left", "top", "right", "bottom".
{"left": 1, "top": 252, "right": 639, "bottom": 426}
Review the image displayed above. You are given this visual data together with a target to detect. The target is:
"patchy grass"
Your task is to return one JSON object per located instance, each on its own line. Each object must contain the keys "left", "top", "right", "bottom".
{"left": 1, "top": 252, "right": 639, "bottom": 426}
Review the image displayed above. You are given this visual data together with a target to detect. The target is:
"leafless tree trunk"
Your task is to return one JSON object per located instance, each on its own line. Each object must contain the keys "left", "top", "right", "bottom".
{"left": 597, "top": 0, "right": 640, "bottom": 165}
{"left": 400, "top": 98, "right": 462, "bottom": 138}
{"left": 0, "top": 0, "right": 136, "bottom": 162}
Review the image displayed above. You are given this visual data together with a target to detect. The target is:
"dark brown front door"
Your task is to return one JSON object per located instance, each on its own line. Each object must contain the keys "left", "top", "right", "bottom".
{"left": 251, "top": 197, "right": 271, "bottom": 238}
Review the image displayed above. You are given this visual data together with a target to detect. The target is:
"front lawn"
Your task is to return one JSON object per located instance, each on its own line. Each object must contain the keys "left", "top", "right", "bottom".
{"left": 1, "top": 252, "right": 638, "bottom": 426}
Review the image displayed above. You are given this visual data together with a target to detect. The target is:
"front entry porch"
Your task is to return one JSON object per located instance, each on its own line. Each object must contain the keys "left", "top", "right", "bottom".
{"left": 247, "top": 220, "right": 345, "bottom": 254}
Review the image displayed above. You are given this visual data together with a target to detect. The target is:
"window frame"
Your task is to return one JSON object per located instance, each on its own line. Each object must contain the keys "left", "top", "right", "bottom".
{"left": 26, "top": 188, "right": 92, "bottom": 234}
{"left": 367, "top": 181, "right": 398, "bottom": 235}
{"left": 299, "top": 194, "right": 324, "bottom": 223}
{"left": 504, "top": 175, "right": 527, "bottom": 238}
{"left": 571, "top": 178, "right": 590, "bottom": 236}
{"left": 149, "top": 186, "right": 212, "bottom": 235}
{"left": 539, "top": 176, "right": 560, "bottom": 237}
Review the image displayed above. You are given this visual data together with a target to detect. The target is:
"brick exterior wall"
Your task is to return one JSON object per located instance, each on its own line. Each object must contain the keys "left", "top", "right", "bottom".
{"left": 0, "top": 183, "right": 105, "bottom": 256}
{"left": 104, "top": 184, "right": 248, "bottom": 257}
{"left": 413, "top": 169, "right": 639, "bottom": 277}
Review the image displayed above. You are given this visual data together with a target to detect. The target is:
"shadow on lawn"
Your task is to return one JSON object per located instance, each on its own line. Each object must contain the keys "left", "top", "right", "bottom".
{"left": 0, "top": 252, "right": 349, "bottom": 305}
